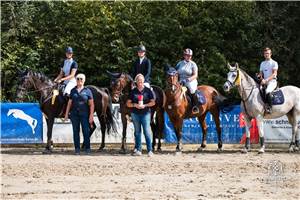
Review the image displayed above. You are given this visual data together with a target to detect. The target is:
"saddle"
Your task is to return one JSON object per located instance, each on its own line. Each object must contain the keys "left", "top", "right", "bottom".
{"left": 182, "top": 87, "right": 206, "bottom": 105}
{"left": 259, "top": 85, "right": 285, "bottom": 105}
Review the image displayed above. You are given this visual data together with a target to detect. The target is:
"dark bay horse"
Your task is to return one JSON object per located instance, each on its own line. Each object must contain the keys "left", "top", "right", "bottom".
{"left": 16, "top": 70, "right": 116, "bottom": 153}
{"left": 107, "top": 71, "right": 166, "bottom": 153}
{"left": 165, "top": 67, "right": 227, "bottom": 152}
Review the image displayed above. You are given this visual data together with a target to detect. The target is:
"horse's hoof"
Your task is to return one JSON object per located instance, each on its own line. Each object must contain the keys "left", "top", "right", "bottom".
{"left": 258, "top": 148, "right": 265, "bottom": 154}
{"left": 119, "top": 148, "right": 128, "bottom": 154}
{"left": 157, "top": 148, "right": 163, "bottom": 153}
{"left": 241, "top": 148, "right": 248, "bottom": 154}
{"left": 175, "top": 151, "right": 182, "bottom": 156}
{"left": 97, "top": 147, "right": 105, "bottom": 152}
{"left": 289, "top": 146, "right": 294, "bottom": 153}
{"left": 42, "top": 148, "right": 52, "bottom": 154}
{"left": 197, "top": 147, "right": 205, "bottom": 152}
{"left": 294, "top": 146, "right": 299, "bottom": 151}
{"left": 217, "top": 147, "right": 223, "bottom": 153}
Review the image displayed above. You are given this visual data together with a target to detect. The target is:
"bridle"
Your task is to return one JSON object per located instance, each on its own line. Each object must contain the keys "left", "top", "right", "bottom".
{"left": 111, "top": 74, "right": 129, "bottom": 98}
{"left": 225, "top": 69, "right": 255, "bottom": 117}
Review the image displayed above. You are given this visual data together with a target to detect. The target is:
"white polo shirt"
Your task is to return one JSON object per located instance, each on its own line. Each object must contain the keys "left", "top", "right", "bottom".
{"left": 259, "top": 59, "right": 278, "bottom": 79}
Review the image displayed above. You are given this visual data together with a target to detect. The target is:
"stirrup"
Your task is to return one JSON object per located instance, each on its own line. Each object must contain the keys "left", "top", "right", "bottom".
{"left": 192, "top": 106, "right": 199, "bottom": 114}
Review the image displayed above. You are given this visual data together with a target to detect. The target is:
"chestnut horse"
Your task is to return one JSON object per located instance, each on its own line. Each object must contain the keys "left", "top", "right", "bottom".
{"left": 165, "top": 67, "right": 228, "bottom": 152}
{"left": 107, "top": 71, "right": 166, "bottom": 153}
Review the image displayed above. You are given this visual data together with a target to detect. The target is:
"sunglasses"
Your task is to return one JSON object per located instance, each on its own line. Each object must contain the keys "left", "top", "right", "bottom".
{"left": 76, "top": 78, "right": 84, "bottom": 81}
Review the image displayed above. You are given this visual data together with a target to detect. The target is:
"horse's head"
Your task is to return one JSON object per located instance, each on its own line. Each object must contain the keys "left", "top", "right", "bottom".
{"left": 223, "top": 63, "right": 240, "bottom": 92}
{"left": 166, "top": 67, "right": 180, "bottom": 93}
{"left": 107, "top": 71, "right": 132, "bottom": 102}
{"left": 16, "top": 70, "right": 53, "bottom": 102}
{"left": 16, "top": 70, "right": 34, "bottom": 101}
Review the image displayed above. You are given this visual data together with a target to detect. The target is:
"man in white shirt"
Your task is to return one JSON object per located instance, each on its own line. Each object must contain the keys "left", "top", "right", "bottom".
{"left": 258, "top": 47, "right": 278, "bottom": 113}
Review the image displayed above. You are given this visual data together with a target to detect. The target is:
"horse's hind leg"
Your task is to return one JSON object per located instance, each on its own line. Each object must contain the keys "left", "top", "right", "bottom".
{"left": 98, "top": 115, "right": 106, "bottom": 151}
{"left": 43, "top": 117, "right": 54, "bottom": 154}
{"left": 197, "top": 114, "right": 208, "bottom": 152}
{"left": 210, "top": 107, "right": 223, "bottom": 152}
{"left": 287, "top": 110, "right": 299, "bottom": 152}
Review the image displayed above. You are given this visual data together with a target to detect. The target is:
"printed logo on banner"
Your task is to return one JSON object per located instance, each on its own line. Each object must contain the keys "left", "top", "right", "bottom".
{"left": 164, "top": 105, "right": 244, "bottom": 144}
{"left": 1, "top": 103, "right": 43, "bottom": 144}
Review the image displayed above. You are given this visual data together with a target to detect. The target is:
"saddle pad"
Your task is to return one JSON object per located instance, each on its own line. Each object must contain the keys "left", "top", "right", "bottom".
{"left": 272, "top": 89, "right": 284, "bottom": 105}
{"left": 196, "top": 90, "right": 206, "bottom": 105}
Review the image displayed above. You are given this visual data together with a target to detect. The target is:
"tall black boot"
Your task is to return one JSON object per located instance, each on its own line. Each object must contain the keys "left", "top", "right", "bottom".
{"left": 265, "top": 93, "right": 272, "bottom": 114}
{"left": 60, "top": 94, "right": 69, "bottom": 117}
{"left": 191, "top": 93, "right": 199, "bottom": 114}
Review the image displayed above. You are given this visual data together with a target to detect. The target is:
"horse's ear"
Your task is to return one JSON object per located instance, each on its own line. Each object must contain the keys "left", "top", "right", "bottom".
{"left": 235, "top": 63, "right": 239, "bottom": 69}
{"left": 106, "top": 70, "right": 121, "bottom": 79}
{"left": 227, "top": 63, "right": 232, "bottom": 69}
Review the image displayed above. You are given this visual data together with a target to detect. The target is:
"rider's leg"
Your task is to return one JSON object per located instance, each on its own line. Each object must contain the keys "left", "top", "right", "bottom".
{"left": 265, "top": 80, "right": 277, "bottom": 114}
{"left": 186, "top": 80, "right": 199, "bottom": 114}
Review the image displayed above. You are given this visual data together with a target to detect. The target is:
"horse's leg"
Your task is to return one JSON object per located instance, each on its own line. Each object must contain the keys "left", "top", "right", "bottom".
{"left": 241, "top": 116, "right": 252, "bottom": 153}
{"left": 98, "top": 115, "right": 106, "bottom": 151}
{"left": 120, "top": 113, "right": 128, "bottom": 154}
{"left": 156, "top": 110, "right": 164, "bottom": 152}
{"left": 150, "top": 112, "right": 157, "bottom": 151}
{"left": 287, "top": 111, "right": 299, "bottom": 152}
{"left": 43, "top": 117, "right": 54, "bottom": 154}
{"left": 174, "top": 120, "right": 183, "bottom": 153}
{"left": 197, "top": 114, "right": 207, "bottom": 152}
{"left": 256, "top": 115, "right": 265, "bottom": 154}
{"left": 210, "top": 107, "right": 223, "bottom": 152}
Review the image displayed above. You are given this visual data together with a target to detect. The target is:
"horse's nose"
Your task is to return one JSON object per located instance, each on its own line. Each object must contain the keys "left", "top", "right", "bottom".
{"left": 223, "top": 84, "right": 229, "bottom": 92}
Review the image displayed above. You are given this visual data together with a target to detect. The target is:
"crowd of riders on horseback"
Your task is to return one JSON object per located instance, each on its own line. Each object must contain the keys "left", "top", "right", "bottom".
{"left": 51, "top": 45, "right": 279, "bottom": 155}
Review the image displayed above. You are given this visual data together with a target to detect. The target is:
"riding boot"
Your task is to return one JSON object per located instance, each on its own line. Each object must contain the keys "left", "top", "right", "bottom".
{"left": 265, "top": 93, "right": 272, "bottom": 114}
{"left": 191, "top": 93, "right": 199, "bottom": 114}
{"left": 60, "top": 95, "right": 69, "bottom": 117}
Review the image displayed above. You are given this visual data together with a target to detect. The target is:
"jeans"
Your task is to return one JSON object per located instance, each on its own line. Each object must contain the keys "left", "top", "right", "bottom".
{"left": 131, "top": 112, "right": 152, "bottom": 152}
{"left": 70, "top": 113, "right": 90, "bottom": 152}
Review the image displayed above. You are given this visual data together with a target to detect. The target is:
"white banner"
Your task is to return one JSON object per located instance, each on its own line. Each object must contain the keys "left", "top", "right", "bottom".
{"left": 263, "top": 116, "right": 300, "bottom": 143}
{"left": 43, "top": 104, "right": 136, "bottom": 143}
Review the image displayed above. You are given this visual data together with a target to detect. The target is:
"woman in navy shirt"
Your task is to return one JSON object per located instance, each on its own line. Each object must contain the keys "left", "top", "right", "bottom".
{"left": 64, "top": 73, "right": 94, "bottom": 155}
{"left": 126, "top": 74, "right": 155, "bottom": 156}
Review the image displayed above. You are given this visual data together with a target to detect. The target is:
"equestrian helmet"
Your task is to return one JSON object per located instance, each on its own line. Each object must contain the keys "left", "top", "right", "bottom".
{"left": 183, "top": 48, "right": 193, "bottom": 56}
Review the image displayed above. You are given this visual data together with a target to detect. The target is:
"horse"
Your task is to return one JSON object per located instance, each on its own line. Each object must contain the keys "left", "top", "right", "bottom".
{"left": 223, "top": 63, "right": 300, "bottom": 153}
{"left": 107, "top": 71, "right": 166, "bottom": 153}
{"left": 16, "top": 70, "right": 116, "bottom": 153}
{"left": 165, "top": 67, "right": 227, "bottom": 152}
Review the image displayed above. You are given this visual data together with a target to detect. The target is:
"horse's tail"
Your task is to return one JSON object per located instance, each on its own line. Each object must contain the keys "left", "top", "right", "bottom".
{"left": 213, "top": 92, "right": 236, "bottom": 113}
{"left": 104, "top": 88, "right": 117, "bottom": 135}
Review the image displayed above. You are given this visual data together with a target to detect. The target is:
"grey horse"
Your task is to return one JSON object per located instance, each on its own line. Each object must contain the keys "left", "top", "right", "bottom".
{"left": 223, "top": 63, "right": 300, "bottom": 153}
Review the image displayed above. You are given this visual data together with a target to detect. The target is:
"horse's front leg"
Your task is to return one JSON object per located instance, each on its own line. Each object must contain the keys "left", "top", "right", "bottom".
{"left": 43, "top": 117, "right": 54, "bottom": 154}
{"left": 120, "top": 112, "right": 128, "bottom": 154}
{"left": 174, "top": 120, "right": 183, "bottom": 153}
{"left": 241, "top": 115, "right": 252, "bottom": 153}
{"left": 197, "top": 114, "right": 207, "bottom": 152}
{"left": 256, "top": 115, "right": 265, "bottom": 154}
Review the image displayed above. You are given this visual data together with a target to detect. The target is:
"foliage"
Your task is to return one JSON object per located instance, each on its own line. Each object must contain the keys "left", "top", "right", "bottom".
{"left": 1, "top": 1, "right": 299, "bottom": 101}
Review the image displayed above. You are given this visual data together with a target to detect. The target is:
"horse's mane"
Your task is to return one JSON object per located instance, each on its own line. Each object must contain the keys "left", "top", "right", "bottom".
{"left": 239, "top": 68, "right": 259, "bottom": 87}
{"left": 25, "top": 70, "right": 53, "bottom": 85}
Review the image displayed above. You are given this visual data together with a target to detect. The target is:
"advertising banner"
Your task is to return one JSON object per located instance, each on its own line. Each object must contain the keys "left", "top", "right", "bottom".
{"left": 164, "top": 105, "right": 244, "bottom": 144}
{"left": 1, "top": 103, "right": 43, "bottom": 144}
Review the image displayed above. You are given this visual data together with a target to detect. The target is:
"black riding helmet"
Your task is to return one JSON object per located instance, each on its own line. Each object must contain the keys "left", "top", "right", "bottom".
{"left": 137, "top": 45, "right": 146, "bottom": 52}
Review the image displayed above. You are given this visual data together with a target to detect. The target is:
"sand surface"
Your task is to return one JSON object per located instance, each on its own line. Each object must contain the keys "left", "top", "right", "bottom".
{"left": 1, "top": 144, "right": 300, "bottom": 199}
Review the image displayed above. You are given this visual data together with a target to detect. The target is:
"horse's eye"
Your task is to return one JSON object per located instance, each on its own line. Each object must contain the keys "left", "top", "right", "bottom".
{"left": 232, "top": 74, "right": 236, "bottom": 78}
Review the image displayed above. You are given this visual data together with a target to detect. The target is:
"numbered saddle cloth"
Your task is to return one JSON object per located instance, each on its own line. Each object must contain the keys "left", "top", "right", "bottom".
{"left": 271, "top": 89, "right": 284, "bottom": 105}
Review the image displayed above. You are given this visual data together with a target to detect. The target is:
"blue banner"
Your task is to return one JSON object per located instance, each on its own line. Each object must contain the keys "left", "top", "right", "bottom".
{"left": 1, "top": 103, "right": 43, "bottom": 144}
{"left": 164, "top": 105, "right": 243, "bottom": 143}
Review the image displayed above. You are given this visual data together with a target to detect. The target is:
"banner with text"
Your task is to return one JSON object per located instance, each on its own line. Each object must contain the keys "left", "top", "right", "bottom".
{"left": 1, "top": 103, "right": 43, "bottom": 144}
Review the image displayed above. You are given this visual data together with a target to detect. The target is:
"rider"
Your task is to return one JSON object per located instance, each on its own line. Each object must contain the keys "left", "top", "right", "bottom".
{"left": 176, "top": 48, "right": 199, "bottom": 114}
{"left": 131, "top": 44, "right": 151, "bottom": 88}
{"left": 54, "top": 47, "right": 78, "bottom": 109}
{"left": 258, "top": 47, "right": 278, "bottom": 114}
{"left": 54, "top": 47, "right": 78, "bottom": 95}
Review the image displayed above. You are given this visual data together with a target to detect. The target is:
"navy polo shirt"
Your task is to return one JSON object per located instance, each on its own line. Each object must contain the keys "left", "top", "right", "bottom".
{"left": 129, "top": 87, "right": 154, "bottom": 115}
{"left": 70, "top": 87, "right": 93, "bottom": 116}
